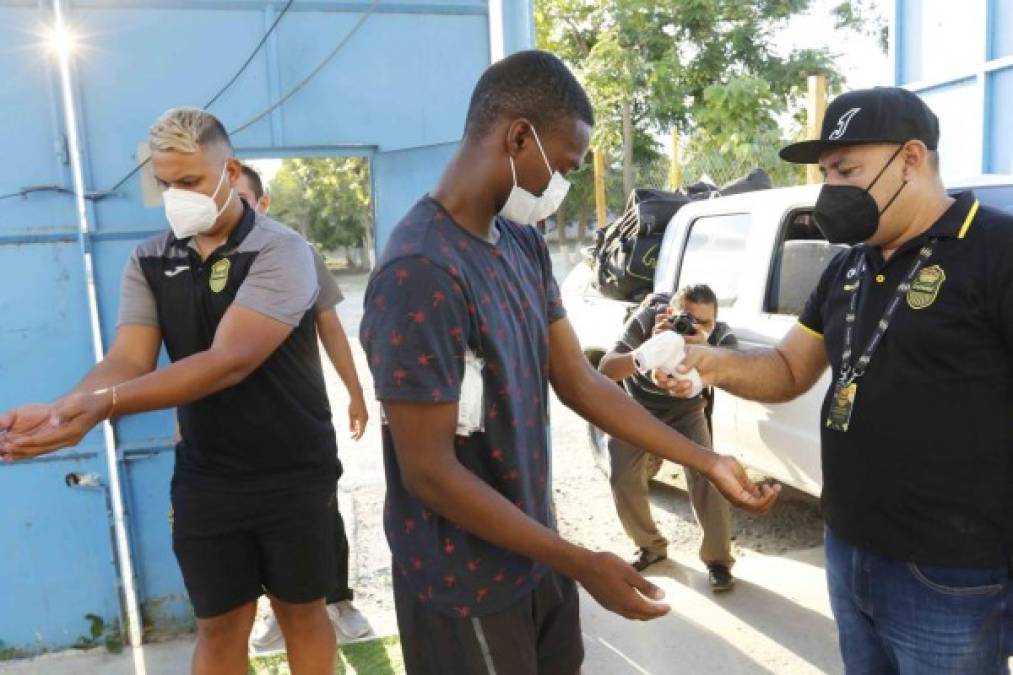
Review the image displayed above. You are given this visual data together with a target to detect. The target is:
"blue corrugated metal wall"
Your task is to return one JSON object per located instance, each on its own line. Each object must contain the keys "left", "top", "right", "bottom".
{"left": 0, "top": 0, "right": 532, "bottom": 654}
{"left": 893, "top": 0, "right": 1013, "bottom": 177}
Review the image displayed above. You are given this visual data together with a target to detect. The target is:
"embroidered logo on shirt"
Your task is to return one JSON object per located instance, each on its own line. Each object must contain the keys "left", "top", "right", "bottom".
{"left": 906, "top": 265, "right": 945, "bottom": 310}
{"left": 209, "top": 258, "right": 231, "bottom": 293}
{"left": 164, "top": 265, "right": 189, "bottom": 278}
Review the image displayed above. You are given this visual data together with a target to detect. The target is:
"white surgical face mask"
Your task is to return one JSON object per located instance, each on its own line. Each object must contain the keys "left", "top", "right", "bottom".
{"left": 498, "top": 126, "right": 571, "bottom": 226}
{"left": 163, "top": 165, "right": 234, "bottom": 239}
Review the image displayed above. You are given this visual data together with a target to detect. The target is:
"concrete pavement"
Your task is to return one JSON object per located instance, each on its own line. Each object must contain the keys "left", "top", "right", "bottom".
{"left": 3, "top": 546, "right": 843, "bottom": 675}
{"left": 581, "top": 547, "right": 840, "bottom": 674}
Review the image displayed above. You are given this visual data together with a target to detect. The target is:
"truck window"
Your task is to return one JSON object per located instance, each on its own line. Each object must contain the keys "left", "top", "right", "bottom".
{"left": 766, "top": 210, "right": 849, "bottom": 316}
{"left": 678, "top": 213, "right": 750, "bottom": 308}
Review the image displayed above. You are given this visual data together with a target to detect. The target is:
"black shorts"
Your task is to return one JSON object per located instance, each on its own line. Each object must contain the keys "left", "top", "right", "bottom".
{"left": 170, "top": 481, "right": 337, "bottom": 619}
{"left": 394, "top": 567, "right": 584, "bottom": 675}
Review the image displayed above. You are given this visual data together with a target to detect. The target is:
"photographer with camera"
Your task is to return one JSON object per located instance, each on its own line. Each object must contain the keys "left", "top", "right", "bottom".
{"left": 598, "top": 284, "right": 738, "bottom": 590}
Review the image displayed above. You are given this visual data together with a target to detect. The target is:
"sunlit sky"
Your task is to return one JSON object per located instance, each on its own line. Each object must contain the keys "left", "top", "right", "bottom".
{"left": 777, "top": 0, "right": 891, "bottom": 90}
{"left": 246, "top": 157, "right": 283, "bottom": 187}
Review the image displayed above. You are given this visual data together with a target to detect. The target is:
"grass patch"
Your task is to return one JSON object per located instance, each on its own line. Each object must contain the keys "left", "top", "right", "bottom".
{"left": 249, "top": 636, "right": 404, "bottom": 675}
{"left": 0, "top": 640, "right": 30, "bottom": 661}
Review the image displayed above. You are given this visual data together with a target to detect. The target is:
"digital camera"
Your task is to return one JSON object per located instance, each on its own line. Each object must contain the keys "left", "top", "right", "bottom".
{"left": 671, "top": 312, "right": 698, "bottom": 336}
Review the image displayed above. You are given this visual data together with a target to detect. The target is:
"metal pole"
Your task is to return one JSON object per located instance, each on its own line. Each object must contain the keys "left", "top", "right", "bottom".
{"left": 669, "top": 128, "right": 682, "bottom": 190}
{"left": 487, "top": 0, "right": 505, "bottom": 62}
{"left": 593, "top": 148, "right": 607, "bottom": 228}
{"left": 806, "top": 75, "right": 828, "bottom": 185}
{"left": 51, "top": 0, "right": 143, "bottom": 648}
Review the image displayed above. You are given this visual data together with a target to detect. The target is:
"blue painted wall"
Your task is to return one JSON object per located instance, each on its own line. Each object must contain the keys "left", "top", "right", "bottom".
{"left": 894, "top": 0, "right": 1013, "bottom": 177}
{"left": 0, "top": 0, "right": 531, "bottom": 654}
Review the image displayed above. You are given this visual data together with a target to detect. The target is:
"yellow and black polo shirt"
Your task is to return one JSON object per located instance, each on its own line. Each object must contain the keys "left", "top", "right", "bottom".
{"left": 800, "top": 191, "right": 1013, "bottom": 567}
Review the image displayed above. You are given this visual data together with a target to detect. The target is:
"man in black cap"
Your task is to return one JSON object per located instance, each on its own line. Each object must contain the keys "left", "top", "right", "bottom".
{"left": 665, "top": 86, "right": 1013, "bottom": 674}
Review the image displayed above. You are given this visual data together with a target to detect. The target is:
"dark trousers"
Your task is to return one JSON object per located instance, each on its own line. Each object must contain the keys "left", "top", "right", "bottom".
{"left": 327, "top": 500, "right": 353, "bottom": 604}
{"left": 394, "top": 567, "right": 583, "bottom": 675}
{"left": 607, "top": 408, "right": 733, "bottom": 566}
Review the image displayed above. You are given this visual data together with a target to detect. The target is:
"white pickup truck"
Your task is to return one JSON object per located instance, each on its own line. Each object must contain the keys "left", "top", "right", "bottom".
{"left": 562, "top": 176, "right": 1013, "bottom": 496}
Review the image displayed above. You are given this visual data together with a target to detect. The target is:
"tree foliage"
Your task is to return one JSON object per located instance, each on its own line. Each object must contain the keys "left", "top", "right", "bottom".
{"left": 833, "top": 0, "right": 889, "bottom": 53}
{"left": 269, "top": 157, "right": 372, "bottom": 255}
{"left": 535, "top": 0, "right": 885, "bottom": 208}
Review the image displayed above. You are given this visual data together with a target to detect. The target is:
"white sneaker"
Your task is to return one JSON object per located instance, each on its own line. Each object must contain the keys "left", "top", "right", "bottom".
{"left": 249, "top": 611, "right": 285, "bottom": 653}
{"left": 327, "top": 600, "right": 370, "bottom": 639}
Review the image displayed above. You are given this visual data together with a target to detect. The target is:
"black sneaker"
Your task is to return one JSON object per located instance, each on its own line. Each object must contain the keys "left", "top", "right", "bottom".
{"left": 631, "top": 549, "right": 667, "bottom": 572}
{"left": 708, "top": 564, "right": 735, "bottom": 592}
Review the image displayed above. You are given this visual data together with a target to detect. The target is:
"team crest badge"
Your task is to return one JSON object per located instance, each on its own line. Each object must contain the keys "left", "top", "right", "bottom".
{"left": 209, "top": 258, "right": 231, "bottom": 293}
{"left": 906, "top": 265, "right": 945, "bottom": 310}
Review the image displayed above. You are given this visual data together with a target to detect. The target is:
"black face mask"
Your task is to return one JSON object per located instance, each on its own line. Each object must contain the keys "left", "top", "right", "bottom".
{"left": 813, "top": 145, "right": 908, "bottom": 245}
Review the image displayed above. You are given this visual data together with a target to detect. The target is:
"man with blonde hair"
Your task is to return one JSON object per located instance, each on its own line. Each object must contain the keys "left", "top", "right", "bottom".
{"left": 1, "top": 108, "right": 339, "bottom": 675}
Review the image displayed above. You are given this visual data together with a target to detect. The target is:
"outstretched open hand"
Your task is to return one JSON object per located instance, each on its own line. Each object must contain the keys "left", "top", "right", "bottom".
{"left": 0, "top": 392, "right": 111, "bottom": 461}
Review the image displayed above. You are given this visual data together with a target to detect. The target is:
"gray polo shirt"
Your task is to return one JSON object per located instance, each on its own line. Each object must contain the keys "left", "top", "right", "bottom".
{"left": 312, "top": 248, "right": 344, "bottom": 311}
{"left": 119, "top": 202, "right": 339, "bottom": 491}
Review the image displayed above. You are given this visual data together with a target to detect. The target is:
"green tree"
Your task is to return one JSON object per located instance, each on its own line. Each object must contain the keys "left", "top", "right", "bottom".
{"left": 269, "top": 157, "right": 374, "bottom": 268}
{"left": 536, "top": 0, "right": 883, "bottom": 201}
{"left": 833, "top": 0, "right": 888, "bottom": 53}
{"left": 686, "top": 75, "right": 803, "bottom": 186}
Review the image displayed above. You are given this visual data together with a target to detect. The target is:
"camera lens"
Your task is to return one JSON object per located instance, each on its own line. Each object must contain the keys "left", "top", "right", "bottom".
{"left": 672, "top": 313, "right": 696, "bottom": 335}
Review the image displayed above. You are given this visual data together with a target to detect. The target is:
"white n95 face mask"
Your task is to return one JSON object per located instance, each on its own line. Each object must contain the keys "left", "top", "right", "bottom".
{"left": 499, "top": 126, "right": 571, "bottom": 226}
{"left": 163, "top": 165, "right": 234, "bottom": 239}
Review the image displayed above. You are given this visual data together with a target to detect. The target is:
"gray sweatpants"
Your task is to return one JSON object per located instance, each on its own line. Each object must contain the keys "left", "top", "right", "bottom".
{"left": 607, "top": 408, "right": 734, "bottom": 566}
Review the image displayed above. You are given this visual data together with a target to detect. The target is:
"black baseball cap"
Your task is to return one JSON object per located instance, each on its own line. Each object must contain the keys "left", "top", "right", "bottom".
{"left": 779, "top": 86, "right": 940, "bottom": 164}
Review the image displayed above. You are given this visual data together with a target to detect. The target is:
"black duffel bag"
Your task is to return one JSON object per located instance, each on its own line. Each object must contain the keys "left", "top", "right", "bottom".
{"left": 590, "top": 170, "right": 766, "bottom": 302}
{"left": 591, "top": 188, "right": 697, "bottom": 301}
{"left": 720, "top": 167, "right": 772, "bottom": 196}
